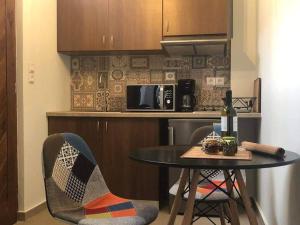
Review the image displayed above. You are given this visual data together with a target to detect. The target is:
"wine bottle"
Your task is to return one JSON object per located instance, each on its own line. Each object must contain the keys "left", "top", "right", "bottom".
{"left": 221, "top": 90, "right": 238, "bottom": 139}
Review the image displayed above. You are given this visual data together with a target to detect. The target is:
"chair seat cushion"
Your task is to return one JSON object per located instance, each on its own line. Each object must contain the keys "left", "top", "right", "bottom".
{"left": 83, "top": 193, "right": 137, "bottom": 219}
{"left": 54, "top": 194, "right": 158, "bottom": 225}
{"left": 169, "top": 180, "right": 240, "bottom": 201}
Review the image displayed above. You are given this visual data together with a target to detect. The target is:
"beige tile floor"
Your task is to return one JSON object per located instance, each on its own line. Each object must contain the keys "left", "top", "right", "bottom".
{"left": 15, "top": 208, "right": 261, "bottom": 225}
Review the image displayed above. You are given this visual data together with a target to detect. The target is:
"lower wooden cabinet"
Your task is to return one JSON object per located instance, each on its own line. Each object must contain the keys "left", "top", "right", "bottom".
{"left": 48, "top": 117, "right": 160, "bottom": 200}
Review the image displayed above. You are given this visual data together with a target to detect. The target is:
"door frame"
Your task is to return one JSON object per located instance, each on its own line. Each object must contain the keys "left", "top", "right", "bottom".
{"left": 5, "top": 0, "right": 18, "bottom": 223}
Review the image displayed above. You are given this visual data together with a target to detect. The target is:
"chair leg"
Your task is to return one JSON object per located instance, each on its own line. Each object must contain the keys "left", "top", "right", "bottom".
{"left": 181, "top": 170, "right": 200, "bottom": 225}
{"left": 224, "top": 202, "right": 233, "bottom": 224}
{"left": 167, "top": 169, "right": 189, "bottom": 225}
{"left": 223, "top": 170, "right": 240, "bottom": 225}
{"left": 234, "top": 169, "right": 258, "bottom": 225}
{"left": 219, "top": 204, "right": 226, "bottom": 225}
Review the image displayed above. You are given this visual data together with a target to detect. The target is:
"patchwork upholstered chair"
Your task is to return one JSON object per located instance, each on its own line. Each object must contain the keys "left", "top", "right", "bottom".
{"left": 42, "top": 133, "right": 158, "bottom": 225}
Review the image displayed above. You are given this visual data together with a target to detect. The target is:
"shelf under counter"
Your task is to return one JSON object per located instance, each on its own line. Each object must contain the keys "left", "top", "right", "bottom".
{"left": 46, "top": 111, "right": 261, "bottom": 119}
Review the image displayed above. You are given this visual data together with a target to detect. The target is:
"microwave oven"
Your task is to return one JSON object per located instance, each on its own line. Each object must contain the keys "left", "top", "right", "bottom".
{"left": 126, "top": 84, "right": 176, "bottom": 111}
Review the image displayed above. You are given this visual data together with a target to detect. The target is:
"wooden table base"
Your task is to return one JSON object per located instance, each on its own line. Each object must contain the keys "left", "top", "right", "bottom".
{"left": 167, "top": 169, "right": 259, "bottom": 225}
{"left": 224, "top": 170, "right": 240, "bottom": 225}
{"left": 167, "top": 169, "right": 189, "bottom": 225}
{"left": 235, "top": 169, "right": 258, "bottom": 225}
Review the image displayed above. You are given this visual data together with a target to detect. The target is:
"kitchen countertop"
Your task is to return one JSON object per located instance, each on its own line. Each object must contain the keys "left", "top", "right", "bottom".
{"left": 47, "top": 111, "right": 261, "bottom": 119}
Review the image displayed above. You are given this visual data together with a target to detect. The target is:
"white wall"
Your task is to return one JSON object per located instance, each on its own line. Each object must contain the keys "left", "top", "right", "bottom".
{"left": 16, "top": 0, "right": 71, "bottom": 212}
{"left": 257, "top": 1, "right": 300, "bottom": 225}
{"left": 231, "top": 0, "right": 258, "bottom": 97}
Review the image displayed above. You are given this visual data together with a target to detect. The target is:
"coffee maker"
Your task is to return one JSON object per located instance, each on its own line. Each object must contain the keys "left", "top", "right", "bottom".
{"left": 178, "top": 79, "right": 196, "bottom": 112}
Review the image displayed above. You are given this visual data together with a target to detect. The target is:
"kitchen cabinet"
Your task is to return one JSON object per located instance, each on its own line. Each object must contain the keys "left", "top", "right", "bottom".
{"left": 101, "top": 118, "right": 160, "bottom": 200}
{"left": 109, "top": 0, "right": 162, "bottom": 51}
{"left": 57, "top": 0, "right": 162, "bottom": 52}
{"left": 163, "top": 0, "right": 230, "bottom": 37}
{"left": 48, "top": 117, "right": 160, "bottom": 200}
{"left": 57, "top": 0, "right": 109, "bottom": 52}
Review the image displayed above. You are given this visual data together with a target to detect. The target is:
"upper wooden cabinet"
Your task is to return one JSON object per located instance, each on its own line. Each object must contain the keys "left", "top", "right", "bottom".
{"left": 57, "top": 0, "right": 162, "bottom": 52}
{"left": 109, "top": 0, "right": 162, "bottom": 51}
{"left": 57, "top": 0, "right": 109, "bottom": 52}
{"left": 163, "top": 0, "right": 230, "bottom": 37}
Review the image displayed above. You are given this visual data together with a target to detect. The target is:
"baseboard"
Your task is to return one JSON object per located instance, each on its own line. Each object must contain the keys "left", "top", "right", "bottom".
{"left": 252, "top": 198, "right": 269, "bottom": 225}
{"left": 17, "top": 202, "right": 47, "bottom": 221}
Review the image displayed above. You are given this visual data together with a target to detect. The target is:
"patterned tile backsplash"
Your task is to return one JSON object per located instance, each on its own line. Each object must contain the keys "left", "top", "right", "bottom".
{"left": 71, "top": 52, "right": 231, "bottom": 112}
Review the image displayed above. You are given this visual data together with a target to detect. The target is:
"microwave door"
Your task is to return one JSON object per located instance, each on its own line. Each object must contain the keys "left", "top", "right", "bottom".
{"left": 139, "top": 86, "right": 157, "bottom": 109}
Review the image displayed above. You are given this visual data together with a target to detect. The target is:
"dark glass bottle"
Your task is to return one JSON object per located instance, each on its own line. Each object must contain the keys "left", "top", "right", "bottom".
{"left": 221, "top": 90, "right": 238, "bottom": 139}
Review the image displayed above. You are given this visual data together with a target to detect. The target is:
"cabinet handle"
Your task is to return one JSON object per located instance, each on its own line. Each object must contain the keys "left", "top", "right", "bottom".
{"left": 105, "top": 121, "right": 108, "bottom": 133}
{"left": 102, "top": 35, "right": 106, "bottom": 45}
{"left": 97, "top": 120, "right": 100, "bottom": 133}
{"left": 166, "top": 21, "right": 170, "bottom": 33}
{"left": 110, "top": 35, "right": 114, "bottom": 47}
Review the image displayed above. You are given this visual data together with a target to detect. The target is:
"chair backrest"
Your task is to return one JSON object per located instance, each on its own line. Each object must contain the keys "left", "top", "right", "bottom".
{"left": 189, "top": 126, "right": 214, "bottom": 145}
{"left": 189, "top": 126, "right": 223, "bottom": 179}
{"left": 42, "top": 133, "right": 109, "bottom": 214}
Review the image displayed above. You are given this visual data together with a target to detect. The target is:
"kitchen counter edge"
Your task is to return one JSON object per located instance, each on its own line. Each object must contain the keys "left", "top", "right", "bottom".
{"left": 47, "top": 111, "right": 261, "bottom": 119}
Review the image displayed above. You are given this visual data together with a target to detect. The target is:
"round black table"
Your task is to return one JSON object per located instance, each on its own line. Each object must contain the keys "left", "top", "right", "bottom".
{"left": 130, "top": 146, "right": 300, "bottom": 225}
{"left": 130, "top": 145, "right": 300, "bottom": 170}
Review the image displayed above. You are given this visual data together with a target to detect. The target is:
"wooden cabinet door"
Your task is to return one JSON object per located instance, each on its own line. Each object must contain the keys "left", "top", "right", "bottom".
{"left": 102, "top": 118, "right": 160, "bottom": 200}
{"left": 57, "top": 0, "right": 109, "bottom": 52}
{"left": 109, "top": 0, "right": 162, "bottom": 50}
{"left": 163, "top": 0, "right": 228, "bottom": 36}
{"left": 48, "top": 117, "right": 103, "bottom": 164}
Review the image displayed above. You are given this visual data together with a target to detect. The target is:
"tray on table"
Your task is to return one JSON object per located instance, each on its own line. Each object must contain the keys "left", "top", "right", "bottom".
{"left": 181, "top": 146, "right": 252, "bottom": 161}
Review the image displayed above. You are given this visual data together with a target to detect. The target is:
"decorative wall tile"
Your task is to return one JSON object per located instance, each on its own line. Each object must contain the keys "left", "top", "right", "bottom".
{"left": 125, "top": 71, "right": 139, "bottom": 84}
{"left": 163, "top": 58, "right": 184, "bottom": 69}
{"left": 108, "top": 80, "right": 126, "bottom": 97}
{"left": 99, "top": 56, "right": 109, "bottom": 71}
{"left": 149, "top": 55, "right": 164, "bottom": 70}
{"left": 71, "top": 50, "right": 231, "bottom": 111}
{"left": 72, "top": 92, "right": 96, "bottom": 111}
{"left": 71, "top": 58, "right": 80, "bottom": 72}
{"left": 80, "top": 57, "right": 98, "bottom": 72}
{"left": 110, "top": 70, "right": 125, "bottom": 81}
{"left": 192, "top": 56, "right": 207, "bottom": 69}
{"left": 177, "top": 70, "right": 191, "bottom": 80}
{"left": 82, "top": 72, "right": 97, "bottom": 92}
{"left": 96, "top": 90, "right": 107, "bottom": 112}
{"left": 150, "top": 70, "right": 164, "bottom": 83}
{"left": 207, "top": 55, "right": 228, "bottom": 69}
{"left": 110, "top": 56, "right": 128, "bottom": 69}
{"left": 130, "top": 56, "right": 149, "bottom": 69}
{"left": 97, "top": 72, "right": 108, "bottom": 89}
{"left": 107, "top": 97, "right": 124, "bottom": 112}
{"left": 135, "top": 71, "right": 151, "bottom": 84}
{"left": 71, "top": 71, "right": 84, "bottom": 91}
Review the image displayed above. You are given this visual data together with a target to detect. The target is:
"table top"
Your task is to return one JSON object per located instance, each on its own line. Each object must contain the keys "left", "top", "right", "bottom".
{"left": 129, "top": 145, "right": 300, "bottom": 169}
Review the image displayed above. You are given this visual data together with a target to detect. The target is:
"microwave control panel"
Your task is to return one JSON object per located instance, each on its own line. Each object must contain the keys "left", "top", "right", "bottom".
{"left": 164, "top": 85, "right": 175, "bottom": 110}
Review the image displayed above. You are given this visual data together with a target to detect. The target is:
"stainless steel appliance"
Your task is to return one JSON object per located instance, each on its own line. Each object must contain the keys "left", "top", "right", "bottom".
{"left": 126, "top": 84, "right": 176, "bottom": 111}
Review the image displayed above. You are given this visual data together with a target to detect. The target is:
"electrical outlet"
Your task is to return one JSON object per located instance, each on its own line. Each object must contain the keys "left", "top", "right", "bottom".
{"left": 206, "top": 77, "right": 216, "bottom": 86}
{"left": 216, "top": 77, "right": 225, "bottom": 86}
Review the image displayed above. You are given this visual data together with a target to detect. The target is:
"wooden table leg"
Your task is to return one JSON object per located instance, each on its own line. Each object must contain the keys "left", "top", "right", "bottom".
{"left": 224, "top": 170, "right": 240, "bottom": 225}
{"left": 234, "top": 169, "right": 258, "bottom": 225}
{"left": 181, "top": 170, "right": 200, "bottom": 225}
{"left": 167, "top": 169, "right": 189, "bottom": 225}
